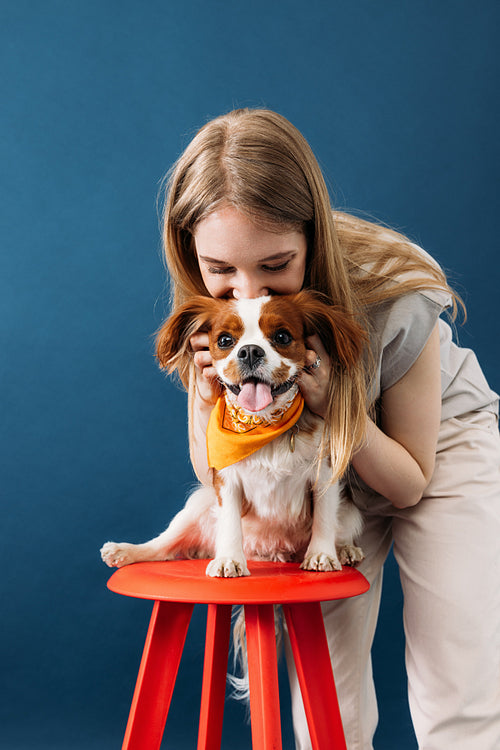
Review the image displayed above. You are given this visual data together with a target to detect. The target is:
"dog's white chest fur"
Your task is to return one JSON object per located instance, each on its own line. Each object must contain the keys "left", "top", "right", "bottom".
{"left": 222, "top": 417, "right": 320, "bottom": 522}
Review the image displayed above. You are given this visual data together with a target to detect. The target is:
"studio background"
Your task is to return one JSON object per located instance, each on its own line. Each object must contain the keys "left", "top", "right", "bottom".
{"left": 1, "top": 2, "right": 498, "bottom": 748}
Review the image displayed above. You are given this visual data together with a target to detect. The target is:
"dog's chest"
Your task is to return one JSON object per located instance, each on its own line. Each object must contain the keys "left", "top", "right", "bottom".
{"left": 220, "top": 417, "right": 322, "bottom": 521}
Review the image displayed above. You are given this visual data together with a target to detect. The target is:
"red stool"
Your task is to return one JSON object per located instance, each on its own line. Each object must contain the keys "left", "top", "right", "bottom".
{"left": 107, "top": 559, "right": 369, "bottom": 750}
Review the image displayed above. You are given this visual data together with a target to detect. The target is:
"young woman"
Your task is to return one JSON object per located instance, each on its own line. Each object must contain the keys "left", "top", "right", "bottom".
{"left": 159, "top": 108, "right": 500, "bottom": 749}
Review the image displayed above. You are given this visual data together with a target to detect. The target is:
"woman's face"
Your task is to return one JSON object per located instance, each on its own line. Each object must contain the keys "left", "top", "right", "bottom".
{"left": 193, "top": 205, "right": 307, "bottom": 299}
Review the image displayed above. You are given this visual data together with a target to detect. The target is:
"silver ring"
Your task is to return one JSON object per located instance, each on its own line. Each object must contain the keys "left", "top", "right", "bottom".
{"left": 310, "top": 355, "right": 321, "bottom": 370}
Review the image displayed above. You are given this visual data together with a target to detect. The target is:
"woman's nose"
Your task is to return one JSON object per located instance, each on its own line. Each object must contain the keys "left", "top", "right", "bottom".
{"left": 232, "top": 273, "right": 269, "bottom": 299}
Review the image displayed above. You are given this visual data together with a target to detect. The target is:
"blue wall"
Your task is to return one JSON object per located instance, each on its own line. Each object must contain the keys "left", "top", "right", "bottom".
{"left": 1, "top": 2, "right": 498, "bottom": 748}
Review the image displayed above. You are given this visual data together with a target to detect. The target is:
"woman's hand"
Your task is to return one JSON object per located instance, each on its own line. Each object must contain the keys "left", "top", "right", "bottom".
{"left": 298, "top": 334, "right": 331, "bottom": 419}
{"left": 190, "top": 332, "right": 221, "bottom": 405}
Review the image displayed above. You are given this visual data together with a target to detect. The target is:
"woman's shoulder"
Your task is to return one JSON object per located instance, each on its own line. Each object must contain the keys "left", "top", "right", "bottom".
{"left": 366, "top": 290, "right": 447, "bottom": 399}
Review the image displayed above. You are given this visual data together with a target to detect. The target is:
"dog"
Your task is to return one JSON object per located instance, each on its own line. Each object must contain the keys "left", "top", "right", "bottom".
{"left": 101, "top": 291, "right": 365, "bottom": 577}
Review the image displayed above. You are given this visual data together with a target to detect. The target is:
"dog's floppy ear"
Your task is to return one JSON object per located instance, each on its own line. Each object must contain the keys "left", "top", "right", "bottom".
{"left": 293, "top": 291, "right": 367, "bottom": 369}
{"left": 155, "top": 296, "right": 220, "bottom": 374}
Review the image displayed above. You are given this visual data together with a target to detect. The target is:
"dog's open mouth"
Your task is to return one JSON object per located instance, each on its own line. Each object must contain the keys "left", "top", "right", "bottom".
{"left": 226, "top": 377, "right": 296, "bottom": 412}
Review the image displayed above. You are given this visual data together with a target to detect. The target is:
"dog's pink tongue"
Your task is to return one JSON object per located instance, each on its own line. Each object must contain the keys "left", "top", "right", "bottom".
{"left": 237, "top": 381, "right": 273, "bottom": 412}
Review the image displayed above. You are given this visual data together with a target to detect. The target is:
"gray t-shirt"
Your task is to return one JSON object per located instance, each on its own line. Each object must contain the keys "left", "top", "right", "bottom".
{"left": 367, "top": 289, "right": 499, "bottom": 420}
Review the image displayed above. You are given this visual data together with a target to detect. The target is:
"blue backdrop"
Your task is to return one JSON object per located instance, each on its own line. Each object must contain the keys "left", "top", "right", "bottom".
{"left": 1, "top": 2, "right": 498, "bottom": 748}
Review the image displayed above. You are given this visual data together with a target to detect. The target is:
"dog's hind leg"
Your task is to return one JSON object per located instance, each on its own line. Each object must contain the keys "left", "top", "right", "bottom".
{"left": 336, "top": 494, "right": 365, "bottom": 566}
{"left": 100, "top": 486, "right": 217, "bottom": 568}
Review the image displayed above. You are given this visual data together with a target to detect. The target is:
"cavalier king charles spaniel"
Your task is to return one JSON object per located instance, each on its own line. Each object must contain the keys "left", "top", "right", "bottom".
{"left": 101, "top": 291, "right": 365, "bottom": 576}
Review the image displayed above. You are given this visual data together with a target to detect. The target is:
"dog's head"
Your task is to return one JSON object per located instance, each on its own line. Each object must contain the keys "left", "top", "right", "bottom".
{"left": 156, "top": 291, "right": 366, "bottom": 416}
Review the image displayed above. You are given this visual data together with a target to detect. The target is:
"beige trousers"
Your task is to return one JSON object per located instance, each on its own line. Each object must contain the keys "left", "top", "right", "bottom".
{"left": 286, "top": 411, "right": 500, "bottom": 749}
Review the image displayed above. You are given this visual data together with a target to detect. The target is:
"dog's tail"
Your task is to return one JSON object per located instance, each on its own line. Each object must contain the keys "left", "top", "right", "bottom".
{"left": 227, "top": 605, "right": 284, "bottom": 703}
{"left": 227, "top": 607, "right": 250, "bottom": 702}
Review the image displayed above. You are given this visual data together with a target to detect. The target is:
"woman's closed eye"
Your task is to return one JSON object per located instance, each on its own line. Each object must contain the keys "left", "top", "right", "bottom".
{"left": 205, "top": 260, "right": 291, "bottom": 275}
{"left": 206, "top": 265, "right": 235, "bottom": 275}
{"left": 261, "top": 260, "right": 291, "bottom": 273}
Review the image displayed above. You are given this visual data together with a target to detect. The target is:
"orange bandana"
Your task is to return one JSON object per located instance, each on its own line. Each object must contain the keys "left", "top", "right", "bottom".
{"left": 207, "top": 390, "right": 305, "bottom": 470}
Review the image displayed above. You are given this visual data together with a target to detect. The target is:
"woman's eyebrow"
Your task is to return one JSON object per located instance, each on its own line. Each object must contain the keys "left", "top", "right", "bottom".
{"left": 198, "top": 256, "right": 233, "bottom": 265}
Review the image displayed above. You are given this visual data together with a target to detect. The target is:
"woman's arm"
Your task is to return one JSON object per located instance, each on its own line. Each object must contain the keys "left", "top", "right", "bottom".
{"left": 301, "top": 325, "right": 442, "bottom": 508}
{"left": 350, "top": 324, "right": 442, "bottom": 508}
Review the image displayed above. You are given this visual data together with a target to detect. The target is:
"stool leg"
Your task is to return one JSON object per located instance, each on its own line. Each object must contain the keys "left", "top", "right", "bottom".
{"left": 244, "top": 604, "right": 282, "bottom": 750}
{"left": 197, "top": 604, "right": 232, "bottom": 750}
{"left": 283, "top": 602, "right": 346, "bottom": 750}
{"left": 123, "top": 600, "right": 194, "bottom": 750}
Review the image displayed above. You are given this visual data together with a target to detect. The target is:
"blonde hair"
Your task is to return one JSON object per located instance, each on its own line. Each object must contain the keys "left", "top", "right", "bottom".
{"left": 159, "top": 108, "right": 459, "bottom": 481}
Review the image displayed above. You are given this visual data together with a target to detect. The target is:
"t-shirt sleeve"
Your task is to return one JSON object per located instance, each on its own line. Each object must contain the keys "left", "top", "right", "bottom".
{"left": 376, "top": 290, "right": 451, "bottom": 392}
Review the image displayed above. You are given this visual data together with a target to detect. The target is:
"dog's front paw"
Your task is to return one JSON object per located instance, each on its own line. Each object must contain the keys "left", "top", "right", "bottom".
{"left": 338, "top": 545, "right": 365, "bottom": 567}
{"left": 206, "top": 557, "right": 250, "bottom": 578}
{"left": 100, "top": 541, "right": 137, "bottom": 568}
{"left": 301, "top": 552, "right": 342, "bottom": 572}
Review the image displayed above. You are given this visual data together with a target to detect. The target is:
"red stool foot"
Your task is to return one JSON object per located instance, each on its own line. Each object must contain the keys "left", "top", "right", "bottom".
{"left": 284, "top": 602, "right": 347, "bottom": 750}
{"left": 122, "top": 600, "right": 194, "bottom": 750}
{"left": 197, "top": 604, "right": 232, "bottom": 750}
{"left": 245, "top": 604, "right": 283, "bottom": 750}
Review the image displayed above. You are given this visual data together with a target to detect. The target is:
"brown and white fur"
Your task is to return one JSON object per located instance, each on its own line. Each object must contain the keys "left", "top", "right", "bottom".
{"left": 101, "top": 292, "right": 365, "bottom": 576}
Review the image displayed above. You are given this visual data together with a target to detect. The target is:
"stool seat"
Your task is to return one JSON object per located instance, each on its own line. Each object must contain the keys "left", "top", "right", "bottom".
{"left": 107, "top": 560, "right": 369, "bottom": 750}
{"left": 108, "top": 558, "right": 368, "bottom": 603}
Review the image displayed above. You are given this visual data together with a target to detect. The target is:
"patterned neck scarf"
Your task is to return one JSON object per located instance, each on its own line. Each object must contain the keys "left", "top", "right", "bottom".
{"left": 206, "top": 389, "right": 305, "bottom": 470}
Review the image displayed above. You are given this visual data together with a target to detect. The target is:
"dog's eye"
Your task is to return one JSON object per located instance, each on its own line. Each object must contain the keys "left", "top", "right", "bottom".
{"left": 273, "top": 329, "right": 293, "bottom": 346}
{"left": 217, "top": 333, "right": 235, "bottom": 349}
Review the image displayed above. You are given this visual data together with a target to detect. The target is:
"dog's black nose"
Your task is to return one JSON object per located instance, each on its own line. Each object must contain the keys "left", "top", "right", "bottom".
{"left": 237, "top": 344, "right": 265, "bottom": 369}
